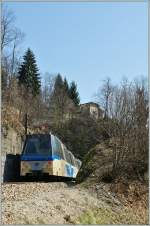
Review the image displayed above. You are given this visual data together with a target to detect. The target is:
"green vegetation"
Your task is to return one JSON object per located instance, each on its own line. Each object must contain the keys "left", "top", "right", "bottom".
{"left": 68, "top": 81, "right": 80, "bottom": 106}
{"left": 74, "top": 207, "right": 148, "bottom": 225}
{"left": 53, "top": 74, "right": 64, "bottom": 91}
{"left": 63, "top": 77, "right": 69, "bottom": 93}
{"left": 52, "top": 74, "right": 80, "bottom": 107}
{"left": 18, "top": 48, "right": 41, "bottom": 96}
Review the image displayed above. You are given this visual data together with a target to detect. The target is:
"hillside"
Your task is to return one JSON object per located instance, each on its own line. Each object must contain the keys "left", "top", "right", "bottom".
{"left": 76, "top": 142, "right": 113, "bottom": 184}
{"left": 76, "top": 141, "right": 149, "bottom": 224}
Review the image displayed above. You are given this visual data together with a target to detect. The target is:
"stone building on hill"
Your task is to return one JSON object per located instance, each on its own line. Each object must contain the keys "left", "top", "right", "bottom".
{"left": 80, "top": 102, "right": 104, "bottom": 120}
{"left": 31, "top": 102, "right": 103, "bottom": 130}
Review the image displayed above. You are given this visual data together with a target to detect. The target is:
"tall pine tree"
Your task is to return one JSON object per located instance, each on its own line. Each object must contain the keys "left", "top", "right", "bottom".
{"left": 53, "top": 74, "right": 64, "bottom": 93}
{"left": 69, "top": 81, "right": 80, "bottom": 105}
{"left": 64, "top": 77, "right": 69, "bottom": 93}
{"left": 18, "top": 48, "right": 41, "bottom": 96}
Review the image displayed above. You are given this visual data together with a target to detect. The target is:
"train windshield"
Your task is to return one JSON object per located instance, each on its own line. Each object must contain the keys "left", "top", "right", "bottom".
{"left": 23, "top": 135, "right": 52, "bottom": 156}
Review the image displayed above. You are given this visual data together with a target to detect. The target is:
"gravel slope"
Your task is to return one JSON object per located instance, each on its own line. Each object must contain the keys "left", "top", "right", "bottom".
{"left": 2, "top": 182, "right": 106, "bottom": 224}
{"left": 2, "top": 181, "right": 147, "bottom": 225}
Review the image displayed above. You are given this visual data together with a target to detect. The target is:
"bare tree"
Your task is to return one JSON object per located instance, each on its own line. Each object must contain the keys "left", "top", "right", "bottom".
{"left": 41, "top": 72, "right": 55, "bottom": 107}
{"left": 1, "top": 6, "right": 16, "bottom": 51}
{"left": 10, "top": 28, "right": 25, "bottom": 76}
{"left": 97, "top": 77, "right": 114, "bottom": 119}
{"left": 2, "top": 6, "right": 25, "bottom": 73}
{"left": 1, "top": 6, "right": 25, "bottom": 105}
{"left": 97, "top": 77, "right": 148, "bottom": 178}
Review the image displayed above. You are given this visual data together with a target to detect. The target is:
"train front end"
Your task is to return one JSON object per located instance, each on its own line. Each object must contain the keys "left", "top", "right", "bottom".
{"left": 20, "top": 134, "right": 53, "bottom": 178}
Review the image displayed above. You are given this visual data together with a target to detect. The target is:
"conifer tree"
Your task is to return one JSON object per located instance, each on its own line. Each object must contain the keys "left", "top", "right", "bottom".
{"left": 69, "top": 81, "right": 80, "bottom": 105}
{"left": 64, "top": 77, "right": 69, "bottom": 93}
{"left": 18, "top": 48, "right": 41, "bottom": 96}
{"left": 53, "top": 74, "right": 64, "bottom": 93}
{"left": 50, "top": 74, "right": 72, "bottom": 125}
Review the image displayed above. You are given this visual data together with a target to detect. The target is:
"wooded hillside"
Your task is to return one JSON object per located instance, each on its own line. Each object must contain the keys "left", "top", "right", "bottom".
{"left": 2, "top": 6, "right": 148, "bottom": 182}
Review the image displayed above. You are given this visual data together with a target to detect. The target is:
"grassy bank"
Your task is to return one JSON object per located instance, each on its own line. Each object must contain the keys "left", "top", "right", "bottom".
{"left": 74, "top": 206, "right": 148, "bottom": 225}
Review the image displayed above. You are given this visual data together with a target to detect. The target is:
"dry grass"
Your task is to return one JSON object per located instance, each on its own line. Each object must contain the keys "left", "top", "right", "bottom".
{"left": 75, "top": 180, "right": 149, "bottom": 225}
{"left": 74, "top": 205, "right": 148, "bottom": 225}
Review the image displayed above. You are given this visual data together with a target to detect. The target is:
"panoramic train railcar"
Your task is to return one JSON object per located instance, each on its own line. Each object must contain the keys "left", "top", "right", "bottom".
{"left": 20, "top": 134, "right": 82, "bottom": 179}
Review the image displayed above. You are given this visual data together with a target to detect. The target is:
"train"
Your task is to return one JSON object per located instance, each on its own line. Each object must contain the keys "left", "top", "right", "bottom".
{"left": 20, "top": 133, "right": 82, "bottom": 180}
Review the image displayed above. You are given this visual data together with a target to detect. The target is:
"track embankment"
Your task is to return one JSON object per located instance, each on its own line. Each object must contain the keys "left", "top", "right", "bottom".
{"left": 2, "top": 182, "right": 103, "bottom": 224}
{"left": 2, "top": 180, "right": 148, "bottom": 224}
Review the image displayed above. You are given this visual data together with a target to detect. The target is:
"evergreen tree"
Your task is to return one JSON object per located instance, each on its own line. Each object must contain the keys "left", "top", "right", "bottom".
{"left": 18, "top": 48, "right": 41, "bottom": 96}
{"left": 53, "top": 73, "right": 64, "bottom": 93}
{"left": 69, "top": 81, "right": 80, "bottom": 105}
{"left": 64, "top": 77, "right": 69, "bottom": 93}
{"left": 50, "top": 74, "right": 74, "bottom": 125}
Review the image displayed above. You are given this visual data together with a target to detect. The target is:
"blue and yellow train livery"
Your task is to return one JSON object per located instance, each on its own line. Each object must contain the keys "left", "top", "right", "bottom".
{"left": 20, "top": 133, "right": 82, "bottom": 179}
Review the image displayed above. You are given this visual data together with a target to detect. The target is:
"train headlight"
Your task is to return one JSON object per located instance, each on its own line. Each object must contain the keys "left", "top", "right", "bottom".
{"left": 21, "top": 161, "right": 31, "bottom": 174}
{"left": 43, "top": 161, "right": 53, "bottom": 173}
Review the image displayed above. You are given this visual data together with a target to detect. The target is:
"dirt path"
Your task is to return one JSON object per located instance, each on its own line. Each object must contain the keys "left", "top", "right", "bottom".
{"left": 2, "top": 182, "right": 105, "bottom": 224}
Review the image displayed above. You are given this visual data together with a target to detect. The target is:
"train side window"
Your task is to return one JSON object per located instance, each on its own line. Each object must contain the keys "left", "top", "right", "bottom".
{"left": 57, "top": 138, "right": 65, "bottom": 159}
{"left": 71, "top": 153, "right": 76, "bottom": 166}
{"left": 51, "top": 136, "right": 64, "bottom": 159}
{"left": 75, "top": 159, "right": 79, "bottom": 168}
{"left": 62, "top": 144, "right": 67, "bottom": 161}
{"left": 51, "top": 135, "right": 57, "bottom": 156}
{"left": 60, "top": 141, "right": 66, "bottom": 160}
{"left": 65, "top": 150, "right": 70, "bottom": 163}
{"left": 65, "top": 150, "right": 71, "bottom": 164}
{"left": 68, "top": 152, "right": 75, "bottom": 166}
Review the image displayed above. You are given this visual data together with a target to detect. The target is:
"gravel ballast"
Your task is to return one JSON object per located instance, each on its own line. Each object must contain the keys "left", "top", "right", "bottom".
{"left": 2, "top": 182, "right": 103, "bottom": 224}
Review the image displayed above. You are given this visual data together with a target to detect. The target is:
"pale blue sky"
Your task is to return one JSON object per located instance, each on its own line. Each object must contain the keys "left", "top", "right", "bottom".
{"left": 4, "top": 2, "right": 148, "bottom": 103}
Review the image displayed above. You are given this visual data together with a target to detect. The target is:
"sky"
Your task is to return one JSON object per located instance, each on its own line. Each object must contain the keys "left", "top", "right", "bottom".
{"left": 4, "top": 2, "right": 148, "bottom": 103}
